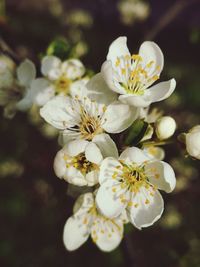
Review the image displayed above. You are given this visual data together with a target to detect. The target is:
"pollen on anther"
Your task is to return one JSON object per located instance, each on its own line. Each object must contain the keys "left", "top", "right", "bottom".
{"left": 145, "top": 199, "right": 150, "bottom": 205}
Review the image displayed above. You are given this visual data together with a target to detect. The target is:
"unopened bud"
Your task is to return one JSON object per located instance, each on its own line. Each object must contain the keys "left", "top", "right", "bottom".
{"left": 186, "top": 125, "right": 200, "bottom": 160}
{"left": 156, "top": 116, "right": 176, "bottom": 140}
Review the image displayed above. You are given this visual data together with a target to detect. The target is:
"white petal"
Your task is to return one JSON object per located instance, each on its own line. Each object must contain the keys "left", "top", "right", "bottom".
{"left": 64, "top": 166, "right": 87, "bottom": 186}
{"left": 128, "top": 188, "right": 164, "bottom": 229}
{"left": 17, "top": 78, "right": 54, "bottom": 111}
{"left": 139, "top": 41, "right": 164, "bottom": 76}
{"left": 64, "top": 139, "right": 89, "bottom": 157}
{"left": 96, "top": 180, "right": 127, "bottom": 218}
{"left": 91, "top": 218, "right": 123, "bottom": 252}
{"left": 31, "top": 78, "right": 55, "bottom": 106}
{"left": 92, "top": 133, "right": 119, "bottom": 159}
{"left": 17, "top": 59, "right": 36, "bottom": 87}
{"left": 86, "top": 73, "right": 118, "bottom": 105}
{"left": 144, "top": 146, "right": 165, "bottom": 161}
{"left": 107, "top": 36, "right": 130, "bottom": 64}
{"left": 148, "top": 79, "right": 176, "bottom": 103}
{"left": 85, "top": 170, "right": 99, "bottom": 186}
{"left": 103, "top": 101, "right": 139, "bottom": 133}
{"left": 16, "top": 94, "right": 33, "bottom": 111}
{"left": 69, "top": 80, "right": 88, "bottom": 99}
{"left": 41, "top": 56, "right": 61, "bottom": 79}
{"left": 40, "top": 96, "right": 72, "bottom": 129}
{"left": 63, "top": 193, "right": 94, "bottom": 251}
{"left": 119, "top": 94, "right": 151, "bottom": 108}
{"left": 145, "top": 161, "right": 176, "bottom": 193}
{"left": 62, "top": 59, "right": 85, "bottom": 80}
{"left": 85, "top": 142, "right": 103, "bottom": 164}
{"left": 101, "top": 61, "right": 126, "bottom": 94}
{"left": 119, "top": 147, "right": 151, "bottom": 165}
{"left": 53, "top": 149, "right": 66, "bottom": 179}
{"left": 99, "top": 157, "right": 122, "bottom": 184}
{"left": 63, "top": 217, "right": 90, "bottom": 251}
{"left": 73, "top": 192, "right": 94, "bottom": 214}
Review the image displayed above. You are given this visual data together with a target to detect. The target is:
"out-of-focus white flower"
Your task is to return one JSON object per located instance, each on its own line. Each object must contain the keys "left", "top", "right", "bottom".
{"left": 40, "top": 93, "right": 139, "bottom": 143}
{"left": 118, "top": 0, "right": 150, "bottom": 26}
{"left": 144, "top": 146, "right": 165, "bottom": 160}
{"left": 101, "top": 36, "right": 176, "bottom": 107}
{"left": 156, "top": 116, "right": 176, "bottom": 140}
{"left": 18, "top": 56, "right": 86, "bottom": 109}
{"left": 185, "top": 125, "right": 200, "bottom": 160}
{"left": 63, "top": 192, "right": 127, "bottom": 252}
{"left": 96, "top": 147, "right": 176, "bottom": 229}
{"left": 54, "top": 133, "right": 118, "bottom": 186}
{"left": 0, "top": 57, "right": 36, "bottom": 117}
{"left": 0, "top": 55, "right": 15, "bottom": 89}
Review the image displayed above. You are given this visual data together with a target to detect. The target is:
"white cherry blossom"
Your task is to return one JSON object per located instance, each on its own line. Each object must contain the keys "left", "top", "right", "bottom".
{"left": 54, "top": 134, "right": 118, "bottom": 186}
{"left": 40, "top": 94, "right": 139, "bottom": 143}
{"left": 0, "top": 58, "right": 36, "bottom": 117}
{"left": 96, "top": 147, "right": 176, "bottom": 229}
{"left": 101, "top": 36, "right": 176, "bottom": 107}
{"left": 18, "top": 56, "right": 87, "bottom": 109}
{"left": 63, "top": 192, "right": 127, "bottom": 252}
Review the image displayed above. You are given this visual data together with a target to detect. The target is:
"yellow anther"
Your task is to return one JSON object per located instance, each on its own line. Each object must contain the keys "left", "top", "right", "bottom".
{"left": 131, "top": 54, "right": 142, "bottom": 61}
{"left": 152, "top": 75, "right": 159, "bottom": 81}
{"left": 145, "top": 199, "right": 150, "bottom": 205}
{"left": 112, "top": 187, "right": 116, "bottom": 193}
{"left": 128, "top": 201, "right": 133, "bottom": 207}
{"left": 134, "top": 203, "right": 139, "bottom": 208}
{"left": 121, "top": 68, "right": 126, "bottom": 75}
{"left": 115, "top": 58, "right": 120, "bottom": 67}
{"left": 146, "top": 61, "right": 154, "bottom": 68}
{"left": 83, "top": 218, "right": 88, "bottom": 224}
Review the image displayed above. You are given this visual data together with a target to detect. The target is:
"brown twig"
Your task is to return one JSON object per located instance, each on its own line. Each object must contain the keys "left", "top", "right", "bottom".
{"left": 145, "top": 0, "right": 200, "bottom": 40}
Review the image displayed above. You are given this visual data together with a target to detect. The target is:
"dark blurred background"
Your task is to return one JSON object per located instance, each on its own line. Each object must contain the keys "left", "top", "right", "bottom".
{"left": 0, "top": 0, "right": 200, "bottom": 266}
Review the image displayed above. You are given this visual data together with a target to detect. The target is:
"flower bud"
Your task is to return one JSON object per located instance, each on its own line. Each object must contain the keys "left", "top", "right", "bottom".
{"left": 156, "top": 116, "right": 176, "bottom": 140}
{"left": 186, "top": 125, "right": 200, "bottom": 160}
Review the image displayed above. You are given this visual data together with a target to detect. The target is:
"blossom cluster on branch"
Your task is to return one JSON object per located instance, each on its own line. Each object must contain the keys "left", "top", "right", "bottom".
{"left": 0, "top": 36, "right": 199, "bottom": 252}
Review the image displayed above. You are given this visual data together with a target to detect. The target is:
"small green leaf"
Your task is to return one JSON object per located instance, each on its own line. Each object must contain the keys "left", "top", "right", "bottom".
{"left": 125, "top": 119, "right": 149, "bottom": 145}
{"left": 46, "top": 38, "right": 71, "bottom": 60}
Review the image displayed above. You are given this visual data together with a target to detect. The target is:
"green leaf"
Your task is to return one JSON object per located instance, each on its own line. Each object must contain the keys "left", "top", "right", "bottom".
{"left": 46, "top": 38, "right": 71, "bottom": 60}
{"left": 125, "top": 119, "right": 149, "bottom": 145}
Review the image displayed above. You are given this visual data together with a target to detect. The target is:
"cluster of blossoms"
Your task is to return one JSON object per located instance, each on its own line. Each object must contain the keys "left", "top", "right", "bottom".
{"left": 1, "top": 36, "right": 200, "bottom": 252}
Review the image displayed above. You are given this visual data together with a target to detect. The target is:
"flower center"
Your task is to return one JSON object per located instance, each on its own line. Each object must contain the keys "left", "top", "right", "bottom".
{"left": 79, "top": 106, "right": 104, "bottom": 140}
{"left": 115, "top": 54, "right": 160, "bottom": 95}
{"left": 55, "top": 76, "right": 71, "bottom": 95}
{"left": 65, "top": 153, "right": 99, "bottom": 175}
{"left": 121, "top": 163, "right": 149, "bottom": 193}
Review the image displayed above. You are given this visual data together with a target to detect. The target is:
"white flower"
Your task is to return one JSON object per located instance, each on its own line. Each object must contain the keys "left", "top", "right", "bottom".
{"left": 185, "top": 125, "right": 200, "bottom": 160}
{"left": 63, "top": 192, "right": 127, "bottom": 252}
{"left": 96, "top": 147, "right": 176, "bottom": 229}
{"left": 54, "top": 134, "right": 118, "bottom": 186}
{"left": 155, "top": 116, "right": 176, "bottom": 140}
{"left": 0, "top": 55, "right": 15, "bottom": 89}
{"left": 101, "top": 36, "right": 176, "bottom": 107}
{"left": 19, "top": 56, "right": 87, "bottom": 109}
{"left": 0, "top": 58, "right": 36, "bottom": 117}
{"left": 40, "top": 94, "right": 138, "bottom": 143}
{"left": 118, "top": 0, "right": 150, "bottom": 26}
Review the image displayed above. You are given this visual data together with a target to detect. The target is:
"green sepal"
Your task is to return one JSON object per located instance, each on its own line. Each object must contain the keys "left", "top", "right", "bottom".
{"left": 125, "top": 119, "right": 149, "bottom": 146}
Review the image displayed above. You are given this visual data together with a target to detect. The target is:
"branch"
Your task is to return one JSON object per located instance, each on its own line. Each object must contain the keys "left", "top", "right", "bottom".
{"left": 145, "top": 0, "right": 200, "bottom": 40}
